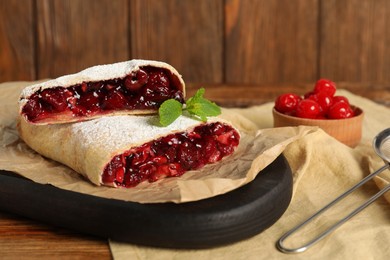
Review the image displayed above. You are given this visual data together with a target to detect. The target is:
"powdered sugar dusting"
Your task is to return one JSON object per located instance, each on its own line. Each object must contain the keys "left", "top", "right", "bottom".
{"left": 71, "top": 114, "right": 214, "bottom": 154}
{"left": 19, "top": 59, "right": 185, "bottom": 107}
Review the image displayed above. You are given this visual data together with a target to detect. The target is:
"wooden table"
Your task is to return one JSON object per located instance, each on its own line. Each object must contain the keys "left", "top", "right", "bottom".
{"left": 0, "top": 84, "right": 389, "bottom": 259}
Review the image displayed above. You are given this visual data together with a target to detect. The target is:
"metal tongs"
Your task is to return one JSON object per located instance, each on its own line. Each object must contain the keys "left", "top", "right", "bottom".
{"left": 277, "top": 128, "right": 390, "bottom": 253}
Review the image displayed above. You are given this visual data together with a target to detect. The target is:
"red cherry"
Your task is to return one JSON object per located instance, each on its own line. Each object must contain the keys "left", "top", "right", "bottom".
{"left": 40, "top": 88, "right": 72, "bottom": 112}
{"left": 102, "top": 89, "right": 128, "bottom": 110}
{"left": 147, "top": 70, "right": 169, "bottom": 88}
{"left": 275, "top": 93, "right": 302, "bottom": 114}
{"left": 102, "top": 155, "right": 125, "bottom": 184}
{"left": 78, "top": 92, "right": 100, "bottom": 108}
{"left": 124, "top": 69, "right": 148, "bottom": 91}
{"left": 304, "top": 91, "right": 315, "bottom": 99}
{"left": 327, "top": 101, "right": 355, "bottom": 119}
{"left": 308, "top": 92, "right": 333, "bottom": 115}
{"left": 314, "top": 79, "right": 337, "bottom": 97}
{"left": 296, "top": 99, "right": 321, "bottom": 119}
{"left": 333, "top": 95, "right": 350, "bottom": 105}
{"left": 167, "top": 163, "right": 184, "bottom": 176}
{"left": 22, "top": 96, "right": 44, "bottom": 120}
{"left": 81, "top": 83, "right": 88, "bottom": 92}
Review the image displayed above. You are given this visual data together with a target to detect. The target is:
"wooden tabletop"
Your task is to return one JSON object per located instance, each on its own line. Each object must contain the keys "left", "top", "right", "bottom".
{"left": 0, "top": 84, "right": 389, "bottom": 259}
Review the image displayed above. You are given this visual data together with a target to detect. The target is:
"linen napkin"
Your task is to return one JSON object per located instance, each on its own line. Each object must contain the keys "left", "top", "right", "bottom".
{"left": 110, "top": 90, "right": 390, "bottom": 259}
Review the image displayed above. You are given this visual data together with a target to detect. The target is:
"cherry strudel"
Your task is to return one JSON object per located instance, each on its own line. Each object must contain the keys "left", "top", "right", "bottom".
{"left": 18, "top": 115, "right": 240, "bottom": 188}
{"left": 19, "top": 60, "right": 185, "bottom": 125}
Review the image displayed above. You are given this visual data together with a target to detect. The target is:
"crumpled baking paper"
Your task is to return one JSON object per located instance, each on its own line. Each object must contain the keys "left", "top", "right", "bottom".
{"left": 0, "top": 81, "right": 315, "bottom": 203}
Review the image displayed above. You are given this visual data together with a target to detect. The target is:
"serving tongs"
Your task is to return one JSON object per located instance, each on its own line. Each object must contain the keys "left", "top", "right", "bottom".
{"left": 277, "top": 128, "right": 390, "bottom": 253}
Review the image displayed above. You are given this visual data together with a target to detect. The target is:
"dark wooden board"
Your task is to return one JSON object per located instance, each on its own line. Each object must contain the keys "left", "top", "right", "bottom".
{"left": 0, "top": 155, "right": 292, "bottom": 249}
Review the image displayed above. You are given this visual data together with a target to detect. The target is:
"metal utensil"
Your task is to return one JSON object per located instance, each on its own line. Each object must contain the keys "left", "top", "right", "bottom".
{"left": 277, "top": 128, "right": 390, "bottom": 254}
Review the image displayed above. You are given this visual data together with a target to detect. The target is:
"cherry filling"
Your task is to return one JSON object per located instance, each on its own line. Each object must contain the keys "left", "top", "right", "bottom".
{"left": 22, "top": 66, "right": 184, "bottom": 123}
{"left": 102, "top": 122, "right": 240, "bottom": 188}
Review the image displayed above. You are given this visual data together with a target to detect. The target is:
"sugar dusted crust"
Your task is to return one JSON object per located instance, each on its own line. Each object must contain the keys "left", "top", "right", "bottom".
{"left": 20, "top": 59, "right": 185, "bottom": 102}
{"left": 19, "top": 114, "right": 239, "bottom": 186}
{"left": 71, "top": 115, "right": 215, "bottom": 154}
{"left": 18, "top": 59, "right": 186, "bottom": 124}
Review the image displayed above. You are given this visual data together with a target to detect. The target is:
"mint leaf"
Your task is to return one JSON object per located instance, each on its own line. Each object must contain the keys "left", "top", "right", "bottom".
{"left": 186, "top": 88, "right": 205, "bottom": 107}
{"left": 158, "top": 88, "right": 221, "bottom": 126}
{"left": 185, "top": 88, "right": 221, "bottom": 121}
{"left": 192, "top": 87, "right": 205, "bottom": 100}
{"left": 187, "top": 99, "right": 221, "bottom": 121}
{"left": 159, "top": 99, "right": 183, "bottom": 126}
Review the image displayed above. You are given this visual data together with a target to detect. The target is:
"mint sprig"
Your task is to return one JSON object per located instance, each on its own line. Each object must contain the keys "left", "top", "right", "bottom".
{"left": 158, "top": 88, "right": 221, "bottom": 126}
{"left": 158, "top": 99, "right": 183, "bottom": 126}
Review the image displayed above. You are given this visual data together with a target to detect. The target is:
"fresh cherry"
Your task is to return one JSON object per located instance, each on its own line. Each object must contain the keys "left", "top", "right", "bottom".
{"left": 313, "top": 79, "right": 337, "bottom": 97}
{"left": 275, "top": 93, "right": 302, "bottom": 114}
{"left": 327, "top": 101, "right": 355, "bottom": 119}
{"left": 333, "top": 95, "right": 350, "bottom": 105}
{"left": 308, "top": 92, "right": 333, "bottom": 115}
{"left": 274, "top": 78, "right": 358, "bottom": 120}
{"left": 296, "top": 99, "right": 321, "bottom": 119}
{"left": 304, "top": 91, "right": 315, "bottom": 99}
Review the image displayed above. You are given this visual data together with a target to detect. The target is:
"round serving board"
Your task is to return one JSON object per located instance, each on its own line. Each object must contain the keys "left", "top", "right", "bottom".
{"left": 0, "top": 154, "right": 292, "bottom": 249}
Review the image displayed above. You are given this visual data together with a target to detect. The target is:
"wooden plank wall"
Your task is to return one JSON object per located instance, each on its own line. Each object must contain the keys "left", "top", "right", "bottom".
{"left": 1, "top": 0, "right": 390, "bottom": 86}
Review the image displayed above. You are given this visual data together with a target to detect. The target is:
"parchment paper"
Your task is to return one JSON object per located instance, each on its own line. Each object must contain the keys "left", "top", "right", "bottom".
{"left": 0, "top": 81, "right": 315, "bottom": 203}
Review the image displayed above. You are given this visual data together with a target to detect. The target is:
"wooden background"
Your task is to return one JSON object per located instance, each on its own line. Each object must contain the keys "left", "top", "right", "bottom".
{"left": 1, "top": 0, "right": 390, "bottom": 88}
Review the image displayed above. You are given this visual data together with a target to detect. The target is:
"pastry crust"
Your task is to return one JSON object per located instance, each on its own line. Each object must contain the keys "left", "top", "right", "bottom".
{"left": 19, "top": 59, "right": 185, "bottom": 125}
{"left": 18, "top": 114, "right": 239, "bottom": 187}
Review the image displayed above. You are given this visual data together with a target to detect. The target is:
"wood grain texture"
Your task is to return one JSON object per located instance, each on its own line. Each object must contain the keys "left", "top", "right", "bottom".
{"left": 320, "top": 0, "right": 390, "bottom": 83}
{"left": 0, "top": 0, "right": 35, "bottom": 81}
{"left": 1, "top": 0, "right": 390, "bottom": 87}
{"left": 0, "top": 212, "right": 112, "bottom": 260}
{"left": 225, "top": 0, "right": 319, "bottom": 84}
{"left": 36, "top": 0, "right": 129, "bottom": 79}
{"left": 130, "top": 0, "right": 224, "bottom": 83}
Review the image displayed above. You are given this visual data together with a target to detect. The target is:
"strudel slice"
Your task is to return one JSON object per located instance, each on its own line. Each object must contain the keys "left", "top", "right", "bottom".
{"left": 18, "top": 115, "right": 240, "bottom": 188}
{"left": 19, "top": 60, "right": 185, "bottom": 125}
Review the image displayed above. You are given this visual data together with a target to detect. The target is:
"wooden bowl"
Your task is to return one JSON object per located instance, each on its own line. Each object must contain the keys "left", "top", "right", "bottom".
{"left": 273, "top": 106, "right": 364, "bottom": 147}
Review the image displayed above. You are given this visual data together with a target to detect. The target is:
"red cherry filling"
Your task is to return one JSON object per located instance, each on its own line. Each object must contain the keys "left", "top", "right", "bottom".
{"left": 22, "top": 66, "right": 184, "bottom": 123}
{"left": 101, "top": 122, "right": 240, "bottom": 188}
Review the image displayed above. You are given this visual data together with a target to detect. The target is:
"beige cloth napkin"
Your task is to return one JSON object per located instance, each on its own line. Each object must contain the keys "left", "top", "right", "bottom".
{"left": 110, "top": 90, "right": 390, "bottom": 259}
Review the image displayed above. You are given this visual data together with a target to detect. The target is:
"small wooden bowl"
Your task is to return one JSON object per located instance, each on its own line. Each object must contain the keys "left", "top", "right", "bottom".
{"left": 273, "top": 106, "right": 364, "bottom": 147}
